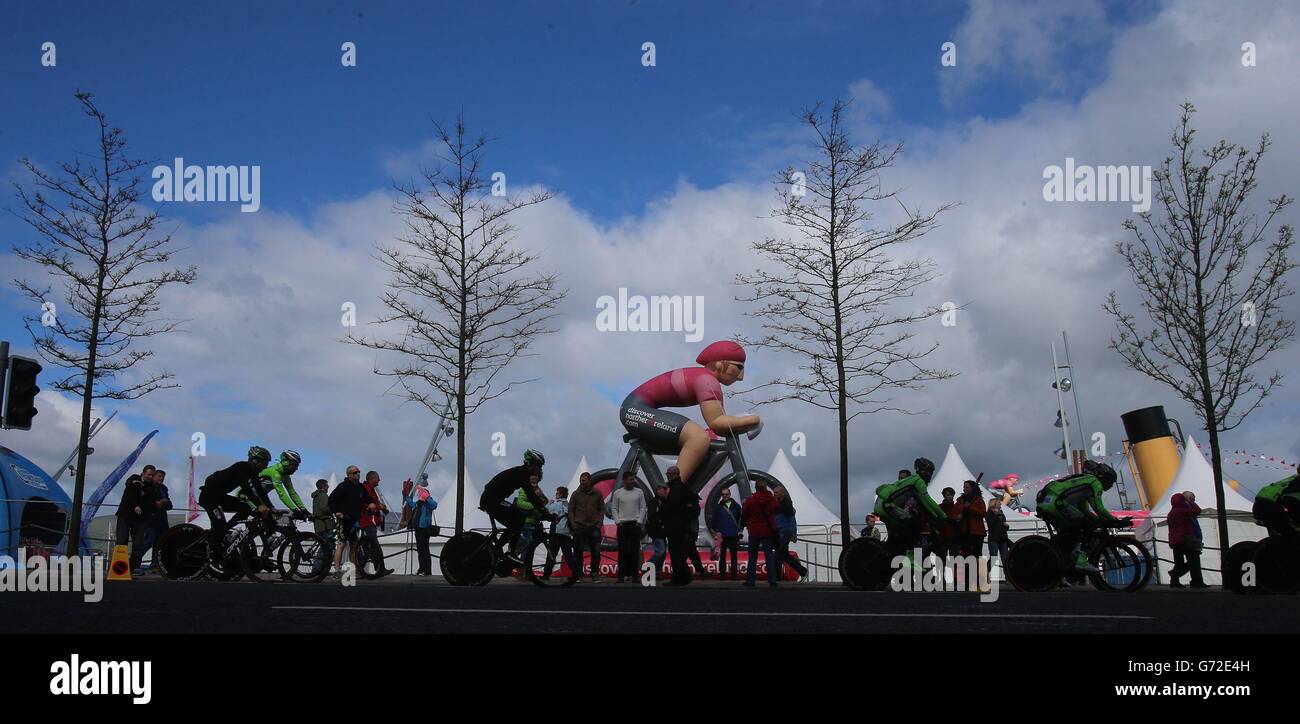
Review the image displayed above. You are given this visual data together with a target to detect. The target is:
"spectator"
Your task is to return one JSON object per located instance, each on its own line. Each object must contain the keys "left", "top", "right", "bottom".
{"left": 659, "top": 467, "right": 693, "bottom": 586}
{"left": 359, "top": 471, "right": 394, "bottom": 577}
{"left": 568, "top": 472, "right": 604, "bottom": 583}
{"left": 543, "top": 486, "right": 576, "bottom": 579}
{"left": 740, "top": 479, "right": 780, "bottom": 587}
{"left": 515, "top": 474, "right": 548, "bottom": 552}
{"left": 311, "top": 479, "right": 333, "bottom": 575}
{"left": 711, "top": 487, "right": 743, "bottom": 578}
{"left": 1167, "top": 491, "right": 1207, "bottom": 588}
{"left": 406, "top": 477, "right": 439, "bottom": 576}
{"left": 953, "top": 480, "right": 987, "bottom": 556}
{"left": 682, "top": 474, "right": 706, "bottom": 577}
{"left": 933, "top": 487, "right": 959, "bottom": 565}
{"left": 772, "top": 484, "right": 808, "bottom": 581}
{"left": 861, "top": 513, "right": 882, "bottom": 541}
{"left": 985, "top": 497, "right": 1011, "bottom": 571}
{"left": 139, "top": 468, "right": 172, "bottom": 573}
{"left": 645, "top": 483, "right": 669, "bottom": 577}
{"left": 114, "top": 471, "right": 148, "bottom": 575}
{"left": 329, "top": 466, "right": 366, "bottom": 577}
{"left": 606, "top": 471, "right": 646, "bottom": 583}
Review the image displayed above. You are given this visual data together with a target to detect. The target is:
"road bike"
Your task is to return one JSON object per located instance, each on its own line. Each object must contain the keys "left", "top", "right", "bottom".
{"left": 1005, "top": 520, "right": 1154, "bottom": 592}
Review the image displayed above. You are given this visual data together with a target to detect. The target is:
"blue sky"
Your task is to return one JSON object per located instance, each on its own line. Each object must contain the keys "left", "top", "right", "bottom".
{"left": 4, "top": 1, "right": 1295, "bottom": 513}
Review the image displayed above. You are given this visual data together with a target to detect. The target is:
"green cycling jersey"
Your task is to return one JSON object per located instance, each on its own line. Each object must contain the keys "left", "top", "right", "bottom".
{"left": 1037, "top": 474, "right": 1117, "bottom": 525}
{"left": 259, "top": 461, "right": 307, "bottom": 512}
{"left": 1256, "top": 475, "right": 1300, "bottom": 505}
{"left": 874, "top": 474, "right": 946, "bottom": 522}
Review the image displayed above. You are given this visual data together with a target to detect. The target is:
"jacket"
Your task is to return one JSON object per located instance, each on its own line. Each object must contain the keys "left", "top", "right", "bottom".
{"left": 1167, "top": 494, "right": 1202, "bottom": 547}
{"left": 985, "top": 507, "right": 1009, "bottom": 543}
{"left": 644, "top": 497, "right": 666, "bottom": 539}
{"left": 141, "top": 481, "right": 172, "bottom": 529}
{"left": 741, "top": 490, "right": 779, "bottom": 539}
{"left": 774, "top": 495, "right": 798, "bottom": 536}
{"left": 937, "top": 499, "right": 959, "bottom": 540}
{"left": 606, "top": 486, "right": 647, "bottom": 526}
{"left": 569, "top": 486, "right": 606, "bottom": 529}
{"left": 660, "top": 480, "right": 692, "bottom": 533}
{"left": 406, "top": 486, "right": 438, "bottom": 530}
{"left": 545, "top": 500, "right": 569, "bottom": 537}
{"left": 712, "top": 498, "right": 743, "bottom": 537}
{"left": 311, "top": 489, "right": 332, "bottom": 534}
{"left": 115, "top": 475, "right": 145, "bottom": 522}
{"left": 953, "top": 494, "right": 986, "bottom": 536}
{"left": 328, "top": 477, "right": 366, "bottom": 520}
{"left": 360, "top": 480, "right": 385, "bottom": 529}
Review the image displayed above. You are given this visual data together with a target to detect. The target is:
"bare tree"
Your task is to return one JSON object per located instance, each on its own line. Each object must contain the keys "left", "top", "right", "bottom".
{"left": 346, "top": 117, "right": 565, "bottom": 532}
{"left": 10, "top": 91, "right": 197, "bottom": 553}
{"left": 1106, "top": 102, "right": 1295, "bottom": 567}
{"left": 737, "top": 99, "right": 956, "bottom": 547}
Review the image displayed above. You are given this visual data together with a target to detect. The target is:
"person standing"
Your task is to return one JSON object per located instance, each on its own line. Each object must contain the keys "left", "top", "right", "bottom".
{"left": 139, "top": 469, "right": 172, "bottom": 573}
{"left": 606, "top": 471, "right": 647, "bottom": 583}
{"left": 405, "top": 477, "right": 439, "bottom": 576}
{"left": 711, "top": 487, "right": 743, "bottom": 578}
{"left": 114, "top": 471, "right": 149, "bottom": 575}
{"left": 329, "top": 466, "right": 366, "bottom": 577}
{"left": 741, "top": 480, "right": 780, "bottom": 587}
{"left": 645, "top": 483, "right": 669, "bottom": 578}
{"left": 985, "top": 497, "right": 1011, "bottom": 572}
{"left": 933, "top": 487, "right": 959, "bottom": 566}
{"left": 311, "top": 479, "right": 334, "bottom": 574}
{"left": 359, "top": 470, "right": 394, "bottom": 577}
{"left": 568, "top": 472, "right": 605, "bottom": 583}
{"left": 861, "top": 513, "right": 882, "bottom": 541}
{"left": 953, "top": 480, "right": 987, "bottom": 557}
{"left": 683, "top": 477, "right": 706, "bottom": 577}
{"left": 772, "top": 484, "right": 808, "bottom": 581}
{"left": 543, "top": 486, "right": 576, "bottom": 579}
{"left": 1167, "top": 491, "right": 1207, "bottom": 588}
{"left": 660, "top": 468, "right": 694, "bottom": 586}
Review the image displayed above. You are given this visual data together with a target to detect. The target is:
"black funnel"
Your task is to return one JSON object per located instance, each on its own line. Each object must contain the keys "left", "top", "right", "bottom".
{"left": 1121, "top": 406, "right": 1173, "bottom": 445}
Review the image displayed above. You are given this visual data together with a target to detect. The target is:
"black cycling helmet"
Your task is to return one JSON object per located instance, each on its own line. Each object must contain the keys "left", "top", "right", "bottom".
{"left": 523, "top": 449, "right": 545, "bottom": 467}
{"left": 914, "top": 457, "right": 935, "bottom": 483}
{"left": 1082, "top": 459, "right": 1118, "bottom": 490}
{"left": 248, "top": 446, "right": 272, "bottom": 463}
{"left": 280, "top": 450, "right": 301, "bottom": 471}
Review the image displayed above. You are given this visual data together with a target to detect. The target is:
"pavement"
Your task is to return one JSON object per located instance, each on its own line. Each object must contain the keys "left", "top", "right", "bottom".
{"left": 4, "top": 574, "right": 1297, "bottom": 634}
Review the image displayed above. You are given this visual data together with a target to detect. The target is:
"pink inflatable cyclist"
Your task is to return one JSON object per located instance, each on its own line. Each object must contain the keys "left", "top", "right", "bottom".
{"left": 620, "top": 340, "right": 762, "bottom": 486}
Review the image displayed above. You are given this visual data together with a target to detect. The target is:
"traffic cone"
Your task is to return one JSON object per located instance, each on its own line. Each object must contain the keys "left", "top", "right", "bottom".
{"left": 108, "top": 545, "right": 132, "bottom": 581}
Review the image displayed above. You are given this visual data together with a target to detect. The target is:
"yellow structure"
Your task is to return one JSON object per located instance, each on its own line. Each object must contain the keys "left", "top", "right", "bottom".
{"left": 107, "top": 544, "right": 132, "bottom": 581}
{"left": 1121, "top": 406, "right": 1181, "bottom": 509}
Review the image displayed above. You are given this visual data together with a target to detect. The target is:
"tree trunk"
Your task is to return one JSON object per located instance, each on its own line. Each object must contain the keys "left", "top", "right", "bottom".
{"left": 838, "top": 388, "right": 849, "bottom": 549}
{"left": 65, "top": 268, "right": 106, "bottom": 555}
{"left": 1204, "top": 417, "right": 1230, "bottom": 578}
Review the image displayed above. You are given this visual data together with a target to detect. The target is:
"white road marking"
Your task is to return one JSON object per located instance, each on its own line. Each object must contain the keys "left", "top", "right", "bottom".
{"left": 272, "top": 605, "right": 1150, "bottom": 619}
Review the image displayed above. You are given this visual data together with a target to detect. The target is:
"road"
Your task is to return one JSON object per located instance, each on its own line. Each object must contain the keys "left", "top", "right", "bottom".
{"left": 3, "top": 576, "right": 1297, "bottom": 634}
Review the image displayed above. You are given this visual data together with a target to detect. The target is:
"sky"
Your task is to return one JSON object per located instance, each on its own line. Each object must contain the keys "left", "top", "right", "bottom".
{"left": 2, "top": 0, "right": 1298, "bottom": 522}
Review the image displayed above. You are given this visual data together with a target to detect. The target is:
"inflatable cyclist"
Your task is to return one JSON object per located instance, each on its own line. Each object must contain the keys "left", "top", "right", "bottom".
{"left": 873, "top": 457, "right": 947, "bottom": 563}
{"left": 619, "top": 340, "right": 761, "bottom": 486}
{"left": 1035, "top": 459, "right": 1131, "bottom": 574}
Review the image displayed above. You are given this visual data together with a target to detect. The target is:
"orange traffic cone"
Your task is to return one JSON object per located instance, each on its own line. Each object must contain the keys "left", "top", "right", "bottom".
{"left": 107, "top": 545, "right": 132, "bottom": 581}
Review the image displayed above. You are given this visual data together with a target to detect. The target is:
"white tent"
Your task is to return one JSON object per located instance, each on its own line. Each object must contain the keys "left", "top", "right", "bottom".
{"left": 566, "top": 456, "right": 590, "bottom": 491}
{"left": 929, "top": 444, "right": 976, "bottom": 501}
{"left": 1150, "top": 435, "right": 1254, "bottom": 515}
{"left": 765, "top": 449, "right": 839, "bottom": 527}
{"left": 430, "top": 469, "right": 493, "bottom": 531}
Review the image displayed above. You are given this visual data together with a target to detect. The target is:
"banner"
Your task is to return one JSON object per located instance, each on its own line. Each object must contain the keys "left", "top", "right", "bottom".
{"left": 75, "top": 429, "right": 159, "bottom": 547}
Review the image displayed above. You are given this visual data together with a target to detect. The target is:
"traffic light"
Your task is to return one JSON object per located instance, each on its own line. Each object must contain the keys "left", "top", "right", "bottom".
{"left": 2, "top": 355, "right": 42, "bottom": 430}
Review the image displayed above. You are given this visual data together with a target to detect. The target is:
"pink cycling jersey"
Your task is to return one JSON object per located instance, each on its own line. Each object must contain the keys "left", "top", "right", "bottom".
{"left": 630, "top": 367, "right": 723, "bottom": 409}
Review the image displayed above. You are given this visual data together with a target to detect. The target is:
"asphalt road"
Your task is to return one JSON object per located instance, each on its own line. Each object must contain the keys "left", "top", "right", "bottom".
{"left": 3, "top": 575, "right": 1297, "bottom": 634}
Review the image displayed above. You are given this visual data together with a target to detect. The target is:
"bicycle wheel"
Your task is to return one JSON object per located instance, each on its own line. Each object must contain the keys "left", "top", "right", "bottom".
{"left": 523, "top": 534, "right": 578, "bottom": 588}
{"left": 280, "top": 532, "right": 329, "bottom": 583}
{"left": 1089, "top": 538, "right": 1149, "bottom": 592}
{"left": 838, "top": 538, "right": 894, "bottom": 591}
{"left": 355, "top": 534, "right": 387, "bottom": 580}
{"left": 439, "top": 531, "right": 496, "bottom": 586}
{"left": 1225, "top": 540, "right": 1259, "bottom": 593}
{"left": 1119, "top": 538, "right": 1155, "bottom": 591}
{"left": 1252, "top": 536, "right": 1300, "bottom": 594}
{"left": 1006, "top": 535, "right": 1064, "bottom": 592}
{"left": 156, "top": 524, "right": 209, "bottom": 581}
